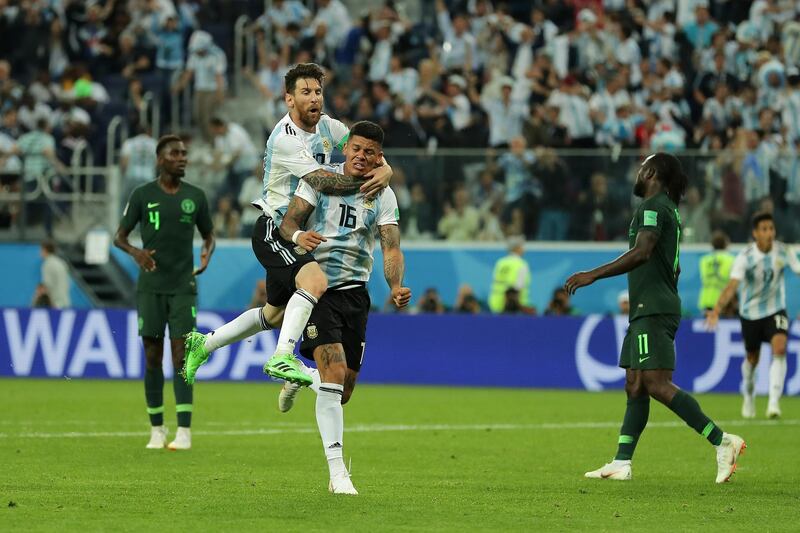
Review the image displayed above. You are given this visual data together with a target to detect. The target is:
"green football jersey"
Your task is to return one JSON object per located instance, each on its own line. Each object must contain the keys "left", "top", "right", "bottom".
{"left": 120, "top": 180, "right": 213, "bottom": 294}
{"left": 627, "top": 192, "right": 682, "bottom": 320}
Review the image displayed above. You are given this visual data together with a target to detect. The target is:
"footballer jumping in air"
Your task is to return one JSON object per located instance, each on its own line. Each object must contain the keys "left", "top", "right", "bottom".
{"left": 183, "top": 63, "right": 392, "bottom": 387}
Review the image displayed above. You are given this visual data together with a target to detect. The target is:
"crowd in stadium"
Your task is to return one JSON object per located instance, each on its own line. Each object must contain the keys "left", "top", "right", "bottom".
{"left": 1, "top": 0, "right": 800, "bottom": 243}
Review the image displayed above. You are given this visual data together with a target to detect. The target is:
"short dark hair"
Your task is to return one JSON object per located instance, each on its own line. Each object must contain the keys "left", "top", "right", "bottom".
{"left": 348, "top": 120, "right": 384, "bottom": 147}
{"left": 209, "top": 116, "right": 226, "bottom": 128}
{"left": 156, "top": 134, "right": 183, "bottom": 156}
{"left": 284, "top": 63, "right": 325, "bottom": 94}
{"left": 751, "top": 210, "right": 774, "bottom": 229}
{"left": 643, "top": 152, "right": 688, "bottom": 204}
{"left": 41, "top": 239, "right": 56, "bottom": 254}
{"left": 711, "top": 230, "right": 729, "bottom": 250}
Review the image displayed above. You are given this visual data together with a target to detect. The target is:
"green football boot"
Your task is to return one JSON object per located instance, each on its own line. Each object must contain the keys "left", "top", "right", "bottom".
{"left": 183, "top": 332, "right": 210, "bottom": 385}
{"left": 263, "top": 353, "right": 313, "bottom": 386}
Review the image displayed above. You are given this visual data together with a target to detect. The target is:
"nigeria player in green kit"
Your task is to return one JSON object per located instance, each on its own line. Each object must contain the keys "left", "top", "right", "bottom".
{"left": 114, "top": 135, "right": 215, "bottom": 450}
{"left": 565, "top": 153, "right": 745, "bottom": 484}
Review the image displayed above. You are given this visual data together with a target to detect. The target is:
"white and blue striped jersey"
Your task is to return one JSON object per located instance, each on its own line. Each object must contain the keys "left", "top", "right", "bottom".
{"left": 294, "top": 164, "right": 399, "bottom": 288}
{"left": 257, "top": 112, "right": 349, "bottom": 224}
{"left": 730, "top": 242, "right": 800, "bottom": 320}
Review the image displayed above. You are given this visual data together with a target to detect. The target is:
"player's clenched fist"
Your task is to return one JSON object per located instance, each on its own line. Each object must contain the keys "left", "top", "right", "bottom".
{"left": 297, "top": 231, "right": 327, "bottom": 252}
{"left": 391, "top": 286, "right": 411, "bottom": 308}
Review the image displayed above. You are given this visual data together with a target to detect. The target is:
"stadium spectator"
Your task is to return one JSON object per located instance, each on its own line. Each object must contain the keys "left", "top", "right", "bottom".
{"left": 237, "top": 164, "right": 265, "bottom": 238}
{"left": 209, "top": 117, "right": 259, "bottom": 199}
{"left": 488, "top": 235, "right": 531, "bottom": 314}
{"left": 435, "top": 0, "right": 477, "bottom": 72}
{"left": 403, "top": 183, "right": 436, "bottom": 240}
{"left": 308, "top": 0, "right": 352, "bottom": 54}
{"left": 680, "top": 184, "right": 713, "bottom": 244}
{"left": 416, "top": 287, "right": 446, "bottom": 314}
{"left": 571, "top": 172, "right": 628, "bottom": 241}
{"left": 39, "top": 239, "right": 71, "bottom": 309}
{"left": 212, "top": 195, "right": 241, "bottom": 239}
{"left": 502, "top": 288, "right": 536, "bottom": 315}
{"left": 545, "top": 287, "right": 578, "bottom": 316}
{"left": 498, "top": 136, "right": 540, "bottom": 238}
{"left": 438, "top": 185, "right": 481, "bottom": 241}
{"left": 454, "top": 284, "right": 482, "bottom": 314}
{"left": 172, "top": 30, "right": 226, "bottom": 142}
{"left": 120, "top": 123, "right": 157, "bottom": 202}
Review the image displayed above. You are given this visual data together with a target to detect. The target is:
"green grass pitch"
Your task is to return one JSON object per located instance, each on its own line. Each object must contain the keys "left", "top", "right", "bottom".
{"left": 2, "top": 379, "right": 799, "bottom": 531}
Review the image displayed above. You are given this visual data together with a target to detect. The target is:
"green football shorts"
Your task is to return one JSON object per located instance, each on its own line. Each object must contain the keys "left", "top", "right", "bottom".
{"left": 619, "top": 314, "right": 680, "bottom": 371}
{"left": 136, "top": 292, "right": 197, "bottom": 338}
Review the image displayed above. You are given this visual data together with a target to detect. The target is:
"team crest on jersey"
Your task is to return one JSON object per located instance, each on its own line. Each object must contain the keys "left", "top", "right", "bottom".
{"left": 306, "top": 323, "right": 318, "bottom": 339}
{"left": 294, "top": 245, "right": 307, "bottom": 255}
{"left": 363, "top": 198, "right": 374, "bottom": 209}
{"left": 181, "top": 199, "right": 196, "bottom": 214}
{"left": 322, "top": 137, "right": 332, "bottom": 152}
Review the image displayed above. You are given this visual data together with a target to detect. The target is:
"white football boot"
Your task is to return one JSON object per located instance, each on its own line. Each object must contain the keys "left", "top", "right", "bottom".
{"left": 167, "top": 427, "right": 192, "bottom": 450}
{"left": 584, "top": 460, "right": 632, "bottom": 480}
{"left": 715, "top": 433, "right": 746, "bottom": 483}
{"left": 329, "top": 471, "right": 359, "bottom": 495}
{"left": 741, "top": 395, "right": 756, "bottom": 419}
{"left": 146, "top": 425, "right": 168, "bottom": 449}
{"left": 278, "top": 381, "right": 302, "bottom": 413}
{"left": 766, "top": 401, "right": 782, "bottom": 419}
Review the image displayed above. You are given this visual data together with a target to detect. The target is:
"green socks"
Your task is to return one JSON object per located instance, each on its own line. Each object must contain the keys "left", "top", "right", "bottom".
{"left": 615, "top": 395, "right": 650, "bottom": 460}
{"left": 668, "top": 390, "right": 723, "bottom": 446}
{"left": 145, "top": 367, "right": 165, "bottom": 426}
{"left": 173, "top": 374, "right": 193, "bottom": 428}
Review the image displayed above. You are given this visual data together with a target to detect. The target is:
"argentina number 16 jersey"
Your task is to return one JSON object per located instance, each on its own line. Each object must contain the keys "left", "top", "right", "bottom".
{"left": 293, "top": 163, "right": 399, "bottom": 288}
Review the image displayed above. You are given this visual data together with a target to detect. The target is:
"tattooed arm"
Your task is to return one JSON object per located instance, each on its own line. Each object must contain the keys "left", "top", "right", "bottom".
{"left": 379, "top": 224, "right": 411, "bottom": 308}
{"left": 301, "top": 168, "right": 365, "bottom": 195}
{"left": 278, "top": 195, "right": 327, "bottom": 252}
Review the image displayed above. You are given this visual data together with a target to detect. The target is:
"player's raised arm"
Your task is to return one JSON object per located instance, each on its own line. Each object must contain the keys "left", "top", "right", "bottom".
{"left": 565, "top": 230, "right": 658, "bottom": 295}
{"left": 278, "top": 193, "right": 326, "bottom": 252}
{"left": 379, "top": 224, "right": 411, "bottom": 308}
{"left": 705, "top": 278, "right": 740, "bottom": 329}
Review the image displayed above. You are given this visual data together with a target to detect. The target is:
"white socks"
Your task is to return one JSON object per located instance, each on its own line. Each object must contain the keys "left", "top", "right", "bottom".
{"left": 275, "top": 289, "right": 317, "bottom": 355}
{"left": 204, "top": 308, "right": 269, "bottom": 352}
{"left": 768, "top": 356, "right": 787, "bottom": 407}
{"left": 741, "top": 359, "right": 755, "bottom": 397}
{"left": 316, "top": 382, "right": 346, "bottom": 478}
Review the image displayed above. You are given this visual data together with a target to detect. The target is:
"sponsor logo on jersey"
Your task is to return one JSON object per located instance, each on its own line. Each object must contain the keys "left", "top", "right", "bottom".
{"left": 306, "top": 324, "right": 318, "bottom": 339}
{"left": 181, "top": 199, "right": 196, "bottom": 214}
{"left": 147, "top": 202, "right": 159, "bottom": 208}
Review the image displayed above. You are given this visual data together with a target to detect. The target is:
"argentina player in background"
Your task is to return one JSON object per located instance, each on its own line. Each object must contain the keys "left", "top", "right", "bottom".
{"left": 184, "top": 63, "right": 393, "bottom": 387}
{"left": 277, "top": 121, "right": 411, "bottom": 495}
{"left": 707, "top": 211, "right": 800, "bottom": 419}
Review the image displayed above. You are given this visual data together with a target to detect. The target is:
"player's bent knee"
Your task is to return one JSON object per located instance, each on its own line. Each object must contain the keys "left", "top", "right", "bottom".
{"left": 296, "top": 263, "right": 328, "bottom": 300}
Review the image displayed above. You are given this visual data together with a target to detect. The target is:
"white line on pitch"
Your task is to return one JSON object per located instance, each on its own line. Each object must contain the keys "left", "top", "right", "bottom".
{"left": 0, "top": 418, "right": 795, "bottom": 440}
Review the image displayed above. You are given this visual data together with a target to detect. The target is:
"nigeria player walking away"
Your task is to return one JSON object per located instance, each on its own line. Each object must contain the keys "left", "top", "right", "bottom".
{"left": 707, "top": 212, "right": 800, "bottom": 419}
{"left": 114, "top": 135, "right": 215, "bottom": 450}
{"left": 183, "top": 63, "right": 392, "bottom": 387}
{"left": 565, "top": 153, "right": 745, "bottom": 483}
{"left": 277, "top": 121, "right": 410, "bottom": 495}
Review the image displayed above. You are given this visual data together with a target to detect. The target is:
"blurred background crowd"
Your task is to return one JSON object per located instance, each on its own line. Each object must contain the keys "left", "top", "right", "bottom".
{"left": 1, "top": 0, "right": 800, "bottom": 245}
